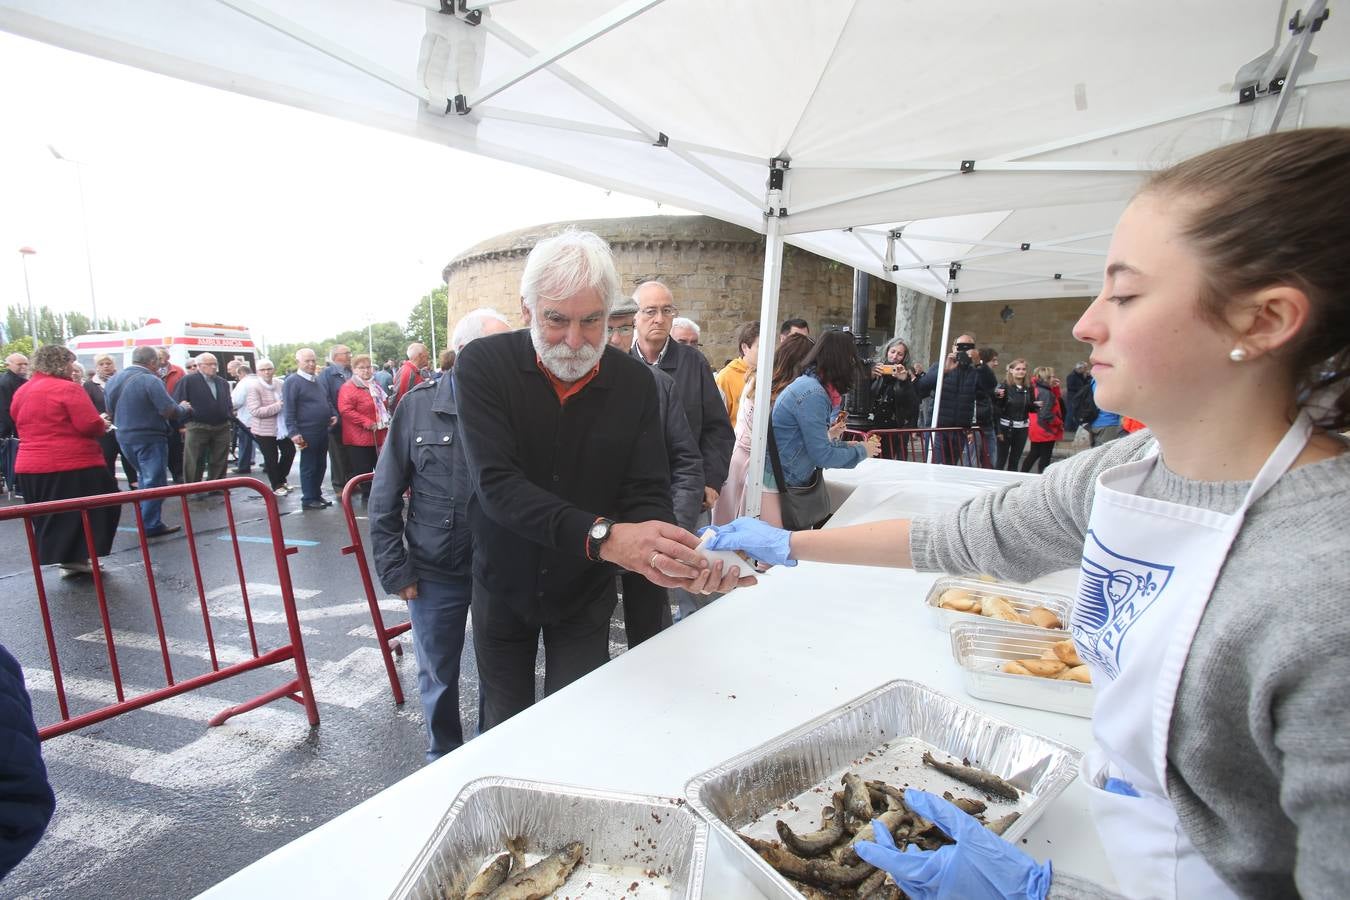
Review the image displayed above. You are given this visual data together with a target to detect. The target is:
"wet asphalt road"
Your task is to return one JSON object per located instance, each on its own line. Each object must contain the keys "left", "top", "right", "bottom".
{"left": 0, "top": 468, "right": 640, "bottom": 899}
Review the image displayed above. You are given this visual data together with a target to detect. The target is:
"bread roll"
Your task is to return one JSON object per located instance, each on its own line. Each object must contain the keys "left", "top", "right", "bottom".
{"left": 981, "top": 595, "right": 1022, "bottom": 623}
{"left": 1052, "top": 640, "right": 1082, "bottom": 667}
{"left": 939, "top": 589, "right": 979, "bottom": 612}
{"left": 1002, "top": 660, "right": 1032, "bottom": 675}
{"left": 1026, "top": 606, "right": 1063, "bottom": 630}
{"left": 1018, "top": 658, "right": 1067, "bottom": 677}
{"left": 1056, "top": 665, "right": 1091, "bottom": 683}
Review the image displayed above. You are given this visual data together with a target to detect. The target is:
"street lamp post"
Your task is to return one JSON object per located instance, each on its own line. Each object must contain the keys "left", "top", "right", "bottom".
{"left": 48, "top": 145, "right": 99, "bottom": 330}
{"left": 18, "top": 246, "right": 37, "bottom": 348}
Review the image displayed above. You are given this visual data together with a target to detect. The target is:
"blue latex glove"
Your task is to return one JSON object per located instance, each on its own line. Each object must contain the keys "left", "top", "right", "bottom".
{"left": 700, "top": 518, "right": 797, "bottom": 568}
{"left": 853, "top": 789, "right": 1052, "bottom": 900}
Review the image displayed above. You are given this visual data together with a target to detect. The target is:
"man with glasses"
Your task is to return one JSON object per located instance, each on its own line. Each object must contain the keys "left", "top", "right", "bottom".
{"left": 630, "top": 281, "right": 735, "bottom": 617}
{"left": 606, "top": 295, "right": 703, "bottom": 646}
{"left": 454, "top": 232, "right": 751, "bottom": 731}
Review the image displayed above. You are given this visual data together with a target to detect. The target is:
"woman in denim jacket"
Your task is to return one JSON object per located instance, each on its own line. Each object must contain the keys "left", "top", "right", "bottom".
{"left": 762, "top": 331, "right": 880, "bottom": 526}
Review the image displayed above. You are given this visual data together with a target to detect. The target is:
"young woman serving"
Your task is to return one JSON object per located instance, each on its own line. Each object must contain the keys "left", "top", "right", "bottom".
{"left": 707, "top": 128, "right": 1350, "bottom": 899}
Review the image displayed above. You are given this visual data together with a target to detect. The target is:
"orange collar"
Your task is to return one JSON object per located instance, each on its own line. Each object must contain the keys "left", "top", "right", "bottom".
{"left": 535, "top": 356, "right": 601, "bottom": 405}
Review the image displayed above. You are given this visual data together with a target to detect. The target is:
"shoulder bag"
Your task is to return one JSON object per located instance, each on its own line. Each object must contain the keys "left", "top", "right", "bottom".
{"left": 766, "top": 420, "right": 833, "bottom": 530}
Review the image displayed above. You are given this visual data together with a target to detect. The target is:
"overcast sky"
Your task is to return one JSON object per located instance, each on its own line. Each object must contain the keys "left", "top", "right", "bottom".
{"left": 0, "top": 31, "right": 689, "bottom": 346}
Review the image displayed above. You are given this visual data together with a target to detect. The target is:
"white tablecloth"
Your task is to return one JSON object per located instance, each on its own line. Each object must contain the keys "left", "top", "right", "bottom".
{"left": 199, "top": 471, "right": 1111, "bottom": 899}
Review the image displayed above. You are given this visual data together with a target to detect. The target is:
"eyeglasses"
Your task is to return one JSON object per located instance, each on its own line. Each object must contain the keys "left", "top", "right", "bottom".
{"left": 637, "top": 305, "right": 678, "bottom": 319}
{"left": 606, "top": 325, "right": 635, "bottom": 337}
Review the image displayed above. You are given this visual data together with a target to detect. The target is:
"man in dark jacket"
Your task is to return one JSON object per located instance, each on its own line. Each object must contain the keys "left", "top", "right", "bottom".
{"left": 455, "top": 231, "right": 750, "bottom": 731}
{"left": 106, "top": 346, "right": 191, "bottom": 536}
{"left": 282, "top": 348, "right": 338, "bottom": 509}
{"left": 0, "top": 642, "right": 55, "bottom": 880}
{"left": 916, "top": 332, "right": 997, "bottom": 465}
{"left": 606, "top": 294, "right": 704, "bottom": 647}
{"left": 173, "top": 353, "right": 234, "bottom": 483}
{"left": 368, "top": 319, "right": 508, "bottom": 759}
{"left": 0, "top": 353, "right": 29, "bottom": 495}
{"left": 319, "top": 345, "right": 352, "bottom": 495}
{"left": 1064, "top": 361, "right": 1091, "bottom": 432}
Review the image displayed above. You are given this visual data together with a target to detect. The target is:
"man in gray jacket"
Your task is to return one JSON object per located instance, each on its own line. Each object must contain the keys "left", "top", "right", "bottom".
{"left": 631, "top": 280, "right": 734, "bottom": 619}
{"left": 368, "top": 313, "right": 510, "bottom": 760}
{"left": 608, "top": 295, "right": 703, "bottom": 646}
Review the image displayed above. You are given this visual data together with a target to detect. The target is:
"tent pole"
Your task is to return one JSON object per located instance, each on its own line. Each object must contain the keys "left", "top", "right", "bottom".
{"left": 926, "top": 287, "right": 955, "bottom": 464}
{"left": 744, "top": 164, "right": 789, "bottom": 518}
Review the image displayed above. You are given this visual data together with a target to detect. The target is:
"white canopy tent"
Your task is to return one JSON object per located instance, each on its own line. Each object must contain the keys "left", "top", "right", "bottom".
{"left": 4, "top": 0, "right": 1347, "bottom": 508}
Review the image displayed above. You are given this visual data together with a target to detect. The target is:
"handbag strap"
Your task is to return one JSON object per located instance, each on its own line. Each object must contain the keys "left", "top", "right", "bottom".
{"left": 765, "top": 417, "right": 789, "bottom": 489}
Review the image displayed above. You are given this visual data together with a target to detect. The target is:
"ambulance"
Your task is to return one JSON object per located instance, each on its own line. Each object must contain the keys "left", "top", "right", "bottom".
{"left": 69, "top": 320, "right": 260, "bottom": 373}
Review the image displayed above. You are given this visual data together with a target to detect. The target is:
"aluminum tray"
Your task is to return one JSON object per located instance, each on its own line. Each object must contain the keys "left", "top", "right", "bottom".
{"left": 684, "top": 680, "right": 1081, "bottom": 900}
{"left": 392, "top": 777, "right": 707, "bottom": 899}
{"left": 950, "top": 620, "right": 1095, "bottom": 718}
{"left": 925, "top": 575, "right": 1075, "bottom": 633}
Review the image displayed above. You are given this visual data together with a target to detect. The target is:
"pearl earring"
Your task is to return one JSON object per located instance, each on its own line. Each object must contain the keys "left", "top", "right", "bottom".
{"left": 1229, "top": 347, "right": 1248, "bottom": 362}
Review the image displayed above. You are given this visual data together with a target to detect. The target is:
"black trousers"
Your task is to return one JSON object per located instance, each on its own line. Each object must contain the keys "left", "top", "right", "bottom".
{"left": 328, "top": 429, "right": 350, "bottom": 492}
{"left": 167, "top": 427, "right": 184, "bottom": 483}
{"left": 99, "top": 432, "right": 137, "bottom": 487}
{"left": 996, "top": 427, "right": 1028, "bottom": 471}
{"left": 472, "top": 580, "right": 615, "bottom": 732}
{"left": 1021, "top": 440, "right": 1056, "bottom": 473}
{"left": 619, "top": 572, "right": 672, "bottom": 649}
{"left": 346, "top": 444, "right": 377, "bottom": 498}
{"left": 253, "top": 433, "right": 295, "bottom": 490}
{"left": 17, "top": 466, "right": 121, "bottom": 564}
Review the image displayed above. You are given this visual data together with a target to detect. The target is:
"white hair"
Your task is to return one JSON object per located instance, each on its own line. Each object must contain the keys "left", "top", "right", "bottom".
{"left": 519, "top": 230, "right": 619, "bottom": 314}
{"left": 256, "top": 358, "right": 274, "bottom": 370}
{"left": 451, "top": 308, "right": 511, "bottom": 352}
{"left": 672, "top": 316, "right": 700, "bottom": 337}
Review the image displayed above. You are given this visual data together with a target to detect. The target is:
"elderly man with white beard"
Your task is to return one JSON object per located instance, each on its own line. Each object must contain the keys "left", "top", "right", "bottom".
{"left": 455, "top": 230, "right": 755, "bottom": 730}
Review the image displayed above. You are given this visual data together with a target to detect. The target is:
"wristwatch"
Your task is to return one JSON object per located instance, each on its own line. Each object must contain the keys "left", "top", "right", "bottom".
{"left": 586, "top": 517, "right": 616, "bottom": 562}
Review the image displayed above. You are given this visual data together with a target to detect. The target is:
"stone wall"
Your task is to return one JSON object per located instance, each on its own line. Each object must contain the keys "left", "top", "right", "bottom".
{"left": 442, "top": 214, "right": 1094, "bottom": 379}
{"left": 923, "top": 296, "right": 1094, "bottom": 383}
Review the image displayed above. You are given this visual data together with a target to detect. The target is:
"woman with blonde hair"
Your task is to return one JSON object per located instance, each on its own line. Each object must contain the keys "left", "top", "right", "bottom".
{"left": 993, "top": 357, "right": 1035, "bottom": 470}
{"left": 338, "top": 353, "right": 390, "bottom": 500}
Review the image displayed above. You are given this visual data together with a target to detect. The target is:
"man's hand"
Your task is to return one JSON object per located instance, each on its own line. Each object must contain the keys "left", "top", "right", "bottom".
{"left": 329, "top": 416, "right": 338, "bottom": 428}
{"left": 599, "top": 521, "right": 707, "bottom": 588}
{"left": 943, "top": 352, "right": 959, "bottom": 373}
{"left": 292, "top": 435, "right": 307, "bottom": 449}
{"left": 702, "top": 486, "right": 719, "bottom": 511}
{"left": 397, "top": 583, "right": 418, "bottom": 601}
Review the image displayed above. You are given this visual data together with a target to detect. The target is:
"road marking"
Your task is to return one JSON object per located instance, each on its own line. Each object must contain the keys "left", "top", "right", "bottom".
{"left": 217, "top": 534, "right": 320, "bottom": 547}
{"left": 75, "top": 628, "right": 254, "bottom": 666}
{"left": 42, "top": 732, "right": 160, "bottom": 779}
{"left": 308, "top": 647, "right": 404, "bottom": 709}
{"left": 15, "top": 796, "right": 175, "bottom": 899}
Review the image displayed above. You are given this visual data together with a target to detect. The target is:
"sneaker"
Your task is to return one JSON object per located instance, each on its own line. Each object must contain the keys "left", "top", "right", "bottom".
{"left": 273, "top": 485, "right": 289, "bottom": 496}
{"left": 144, "top": 525, "right": 182, "bottom": 538}
{"left": 301, "top": 501, "right": 328, "bottom": 511}
{"left": 59, "top": 561, "right": 96, "bottom": 576}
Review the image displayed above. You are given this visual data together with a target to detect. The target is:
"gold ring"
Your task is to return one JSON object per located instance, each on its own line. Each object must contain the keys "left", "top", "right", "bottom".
{"left": 649, "top": 551, "right": 661, "bottom": 570}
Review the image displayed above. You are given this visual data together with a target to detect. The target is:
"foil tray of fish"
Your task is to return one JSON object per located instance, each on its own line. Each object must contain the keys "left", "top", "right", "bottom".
{"left": 684, "top": 681, "right": 1081, "bottom": 900}
{"left": 925, "top": 575, "right": 1075, "bottom": 633}
{"left": 950, "top": 621, "right": 1095, "bottom": 719}
{"left": 390, "top": 777, "right": 707, "bottom": 899}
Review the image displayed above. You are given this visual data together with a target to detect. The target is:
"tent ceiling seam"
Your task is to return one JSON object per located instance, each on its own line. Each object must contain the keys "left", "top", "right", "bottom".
{"left": 778, "top": 0, "right": 864, "bottom": 158}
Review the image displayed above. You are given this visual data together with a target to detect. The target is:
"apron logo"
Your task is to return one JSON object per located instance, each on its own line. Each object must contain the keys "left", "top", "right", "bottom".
{"left": 1075, "top": 530, "right": 1173, "bottom": 679}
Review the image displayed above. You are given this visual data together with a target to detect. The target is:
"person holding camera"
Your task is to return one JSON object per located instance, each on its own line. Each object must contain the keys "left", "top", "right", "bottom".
{"left": 915, "top": 333, "right": 997, "bottom": 465}
{"left": 869, "top": 337, "right": 920, "bottom": 431}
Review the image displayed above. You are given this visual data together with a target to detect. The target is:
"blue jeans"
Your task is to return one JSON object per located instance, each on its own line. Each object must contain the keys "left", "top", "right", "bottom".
{"left": 297, "top": 431, "right": 329, "bottom": 503}
{"left": 118, "top": 436, "right": 169, "bottom": 531}
{"left": 234, "top": 421, "right": 255, "bottom": 473}
{"left": 407, "top": 576, "right": 472, "bottom": 761}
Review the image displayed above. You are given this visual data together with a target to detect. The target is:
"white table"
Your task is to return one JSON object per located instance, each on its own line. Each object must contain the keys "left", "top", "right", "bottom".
{"left": 200, "top": 474, "right": 1112, "bottom": 899}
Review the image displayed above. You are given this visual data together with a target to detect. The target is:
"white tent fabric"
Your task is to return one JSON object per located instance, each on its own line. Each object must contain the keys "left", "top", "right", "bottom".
{"left": 4, "top": 0, "right": 1347, "bottom": 508}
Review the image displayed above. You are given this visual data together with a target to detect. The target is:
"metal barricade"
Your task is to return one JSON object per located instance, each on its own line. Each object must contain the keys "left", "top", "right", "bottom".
{"left": 338, "top": 472, "right": 412, "bottom": 705}
{"left": 848, "top": 427, "right": 993, "bottom": 467}
{"left": 0, "top": 477, "right": 320, "bottom": 740}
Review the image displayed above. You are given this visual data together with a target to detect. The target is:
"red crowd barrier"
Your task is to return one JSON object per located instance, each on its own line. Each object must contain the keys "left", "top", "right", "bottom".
{"left": 339, "top": 472, "right": 412, "bottom": 705}
{"left": 0, "top": 477, "right": 320, "bottom": 740}
{"left": 843, "top": 426, "right": 993, "bottom": 467}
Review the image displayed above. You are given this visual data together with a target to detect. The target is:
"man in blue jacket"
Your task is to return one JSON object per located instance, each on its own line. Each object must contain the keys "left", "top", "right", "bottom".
{"left": 282, "top": 348, "right": 338, "bottom": 510}
{"left": 106, "top": 345, "right": 192, "bottom": 536}
{"left": 0, "top": 642, "right": 54, "bottom": 881}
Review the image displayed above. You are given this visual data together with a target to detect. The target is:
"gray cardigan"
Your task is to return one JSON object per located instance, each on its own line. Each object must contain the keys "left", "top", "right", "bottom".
{"left": 912, "top": 430, "right": 1350, "bottom": 898}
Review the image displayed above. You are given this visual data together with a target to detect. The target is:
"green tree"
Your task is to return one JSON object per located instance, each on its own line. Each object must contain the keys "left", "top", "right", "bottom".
{"left": 5, "top": 305, "right": 28, "bottom": 341}
{"left": 405, "top": 285, "right": 448, "bottom": 357}
{"left": 65, "top": 311, "right": 91, "bottom": 337}
{"left": 36, "top": 307, "right": 64, "bottom": 346}
{"left": 326, "top": 321, "right": 405, "bottom": 370}
{"left": 1, "top": 335, "right": 34, "bottom": 358}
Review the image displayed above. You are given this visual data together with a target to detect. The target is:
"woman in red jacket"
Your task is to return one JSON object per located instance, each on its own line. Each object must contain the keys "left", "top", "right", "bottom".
{"left": 1020, "top": 365, "right": 1065, "bottom": 474}
{"left": 11, "top": 345, "right": 121, "bottom": 573}
{"left": 337, "top": 353, "right": 389, "bottom": 500}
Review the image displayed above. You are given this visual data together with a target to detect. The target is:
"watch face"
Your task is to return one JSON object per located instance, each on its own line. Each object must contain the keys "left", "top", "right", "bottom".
{"left": 590, "top": 522, "right": 609, "bottom": 540}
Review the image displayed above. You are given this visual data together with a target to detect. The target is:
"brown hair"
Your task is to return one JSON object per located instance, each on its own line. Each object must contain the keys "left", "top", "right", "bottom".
{"left": 768, "top": 333, "right": 816, "bottom": 403}
{"left": 32, "top": 345, "right": 75, "bottom": 377}
{"left": 352, "top": 353, "right": 373, "bottom": 369}
{"left": 734, "top": 320, "right": 761, "bottom": 357}
{"left": 801, "top": 330, "right": 859, "bottom": 395}
{"left": 1141, "top": 127, "right": 1350, "bottom": 428}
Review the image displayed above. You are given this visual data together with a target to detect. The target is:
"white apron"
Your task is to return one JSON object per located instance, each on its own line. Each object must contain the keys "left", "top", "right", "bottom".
{"left": 1071, "top": 413, "right": 1313, "bottom": 900}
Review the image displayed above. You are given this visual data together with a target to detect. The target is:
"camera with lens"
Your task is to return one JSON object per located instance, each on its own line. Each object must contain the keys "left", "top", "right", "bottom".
{"left": 954, "top": 341, "right": 976, "bottom": 367}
